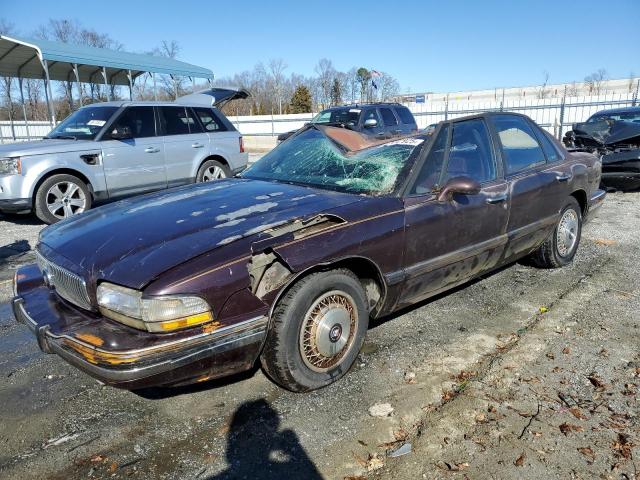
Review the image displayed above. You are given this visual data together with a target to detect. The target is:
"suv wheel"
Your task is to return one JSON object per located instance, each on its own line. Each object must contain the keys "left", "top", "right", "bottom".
{"left": 196, "top": 160, "right": 230, "bottom": 182}
{"left": 260, "top": 269, "right": 369, "bottom": 392}
{"left": 34, "top": 174, "right": 92, "bottom": 224}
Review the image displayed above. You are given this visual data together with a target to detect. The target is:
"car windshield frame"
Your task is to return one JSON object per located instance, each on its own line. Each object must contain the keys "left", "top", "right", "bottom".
{"left": 242, "top": 126, "right": 426, "bottom": 196}
{"left": 587, "top": 111, "right": 640, "bottom": 124}
{"left": 310, "top": 108, "right": 362, "bottom": 127}
{"left": 46, "top": 105, "right": 120, "bottom": 140}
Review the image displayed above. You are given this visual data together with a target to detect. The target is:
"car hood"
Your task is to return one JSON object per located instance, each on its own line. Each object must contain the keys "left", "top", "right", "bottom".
{"left": 572, "top": 120, "right": 640, "bottom": 146}
{"left": 39, "top": 179, "right": 364, "bottom": 289}
{"left": 0, "top": 138, "right": 98, "bottom": 157}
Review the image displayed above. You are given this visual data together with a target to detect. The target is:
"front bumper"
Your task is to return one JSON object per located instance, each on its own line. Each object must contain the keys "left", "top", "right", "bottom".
{"left": 600, "top": 152, "right": 640, "bottom": 189}
{"left": 0, "top": 173, "right": 32, "bottom": 213}
{"left": 13, "top": 264, "right": 268, "bottom": 389}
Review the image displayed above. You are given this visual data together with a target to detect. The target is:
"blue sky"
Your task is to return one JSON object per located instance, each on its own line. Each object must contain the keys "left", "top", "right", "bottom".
{"left": 2, "top": 0, "right": 639, "bottom": 93}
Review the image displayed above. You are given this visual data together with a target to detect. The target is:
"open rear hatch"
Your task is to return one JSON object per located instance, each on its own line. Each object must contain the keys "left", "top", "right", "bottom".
{"left": 176, "top": 87, "right": 250, "bottom": 108}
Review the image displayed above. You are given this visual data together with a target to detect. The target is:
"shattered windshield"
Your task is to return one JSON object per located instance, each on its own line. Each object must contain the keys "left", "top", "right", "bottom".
{"left": 47, "top": 106, "right": 119, "bottom": 140}
{"left": 243, "top": 128, "right": 424, "bottom": 195}
{"left": 588, "top": 112, "right": 640, "bottom": 124}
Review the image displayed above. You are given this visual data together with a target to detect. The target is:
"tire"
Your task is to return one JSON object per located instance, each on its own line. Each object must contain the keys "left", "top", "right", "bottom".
{"left": 196, "top": 159, "right": 231, "bottom": 182}
{"left": 260, "top": 269, "right": 369, "bottom": 392}
{"left": 34, "top": 174, "right": 92, "bottom": 224}
{"left": 529, "top": 197, "right": 582, "bottom": 269}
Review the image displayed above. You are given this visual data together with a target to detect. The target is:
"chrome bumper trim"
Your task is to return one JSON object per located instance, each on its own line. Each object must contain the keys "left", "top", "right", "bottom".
{"left": 13, "top": 296, "right": 268, "bottom": 384}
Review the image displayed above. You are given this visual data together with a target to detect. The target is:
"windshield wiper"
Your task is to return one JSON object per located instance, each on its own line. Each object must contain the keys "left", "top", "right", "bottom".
{"left": 45, "top": 135, "right": 77, "bottom": 140}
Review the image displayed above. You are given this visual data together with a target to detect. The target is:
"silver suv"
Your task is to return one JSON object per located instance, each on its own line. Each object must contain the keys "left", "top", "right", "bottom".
{"left": 0, "top": 88, "right": 249, "bottom": 224}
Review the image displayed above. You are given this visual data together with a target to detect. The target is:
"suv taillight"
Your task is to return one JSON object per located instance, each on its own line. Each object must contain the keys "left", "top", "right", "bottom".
{"left": 239, "top": 137, "right": 245, "bottom": 153}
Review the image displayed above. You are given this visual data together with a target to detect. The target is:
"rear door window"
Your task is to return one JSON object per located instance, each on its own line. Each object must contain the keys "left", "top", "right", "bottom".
{"left": 379, "top": 107, "right": 398, "bottom": 127}
{"left": 159, "top": 107, "right": 191, "bottom": 136}
{"left": 537, "top": 129, "right": 563, "bottom": 163}
{"left": 395, "top": 106, "right": 415, "bottom": 125}
{"left": 185, "top": 108, "right": 204, "bottom": 133}
{"left": 193, "top": 107, "right": 228, "bottom": 132}
{"left": 493, "top": 115, "right": 546, "bottom": 175}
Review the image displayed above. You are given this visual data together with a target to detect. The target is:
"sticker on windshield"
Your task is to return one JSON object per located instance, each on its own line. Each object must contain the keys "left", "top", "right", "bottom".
{"left": 386, "top": 138, "right": 425, "bottom": 146}
{"left": 87, "top": 120, "right": 106, "bottom": 127}
{"left": 349, "top": 109, "right": 361, "bottom": 113}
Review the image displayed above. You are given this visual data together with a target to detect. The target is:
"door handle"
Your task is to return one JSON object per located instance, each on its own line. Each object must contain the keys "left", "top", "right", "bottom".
{"left": 556, "top": 174, "right": 572, "bottom": 182}
{"left": 486, "top": 193, "right": 508, "bottom": 204}
{"left": 144, "top": 147, "right": 160, "bottom": 153}
{"left": 191, "top": 143, "right": 204, "bottom": 148}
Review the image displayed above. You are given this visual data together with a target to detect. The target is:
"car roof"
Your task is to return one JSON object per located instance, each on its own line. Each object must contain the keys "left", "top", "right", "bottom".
{"left": 80, "top": 101, "right": 219, "bottom": 109}
{"left": 590, "top": 106, "right": 640, "bottom": 117}
{"left": 321, "top": 103, "right": 406, "bottom": 112}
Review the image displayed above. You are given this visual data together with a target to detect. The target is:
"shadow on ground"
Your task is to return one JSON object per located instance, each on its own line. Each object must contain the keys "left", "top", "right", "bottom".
{"left": 207, "top": 399, "right": 322, "bottom": 480}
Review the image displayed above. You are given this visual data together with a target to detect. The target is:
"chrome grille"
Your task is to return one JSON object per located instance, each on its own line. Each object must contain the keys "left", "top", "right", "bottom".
{"left": 35, "top": 250, "right": 93, "bottom": 311}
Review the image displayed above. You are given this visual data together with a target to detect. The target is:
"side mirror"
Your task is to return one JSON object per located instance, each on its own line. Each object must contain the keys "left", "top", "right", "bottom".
{"left": 363, "top": 118, "right": 378, "bottom": 128}
{"left": 110, "top": 125, "right": 132, "bottom": 140}
{"left": 437, "top": 176, "right": 481, "bottom": 202}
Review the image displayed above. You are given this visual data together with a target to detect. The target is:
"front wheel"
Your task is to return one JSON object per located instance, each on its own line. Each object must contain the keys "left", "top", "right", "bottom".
{"left": 34, "top": 174, "right": 92, "bottom": 224}
{"left": 196, "top": 160, "right": 230, "bottom": 182}
{"left": 529, "top": 197, "right": 582, "bottom": 268}
{"left": 260, "top": 269, "right": 369, "bottom": 392}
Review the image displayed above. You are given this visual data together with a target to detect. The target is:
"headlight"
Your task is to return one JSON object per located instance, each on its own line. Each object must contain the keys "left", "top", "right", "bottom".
{"left": 0, "top": 157, "right": 21, "bottom": 175}
{"left": 97, "top": 282, "right": 213, "bottom": 332}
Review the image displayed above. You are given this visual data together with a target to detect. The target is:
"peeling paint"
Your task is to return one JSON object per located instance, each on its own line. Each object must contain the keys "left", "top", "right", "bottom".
{"left": 215, "top": 219, "right": 246, "bottom": 229}
{"left": 291, "top": 194, "right": 317, "bottom": 201}
{"left": 191, "top": 211, "right": 204, "bottom": 217}
{"left": 215, "top": 202, "right": 278, "bottom": 222}
{"left": 218, "top": 235, "right": 242, "bottom": 246}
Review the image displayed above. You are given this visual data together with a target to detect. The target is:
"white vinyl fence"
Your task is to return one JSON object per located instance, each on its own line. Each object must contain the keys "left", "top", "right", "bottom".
{"left": 1, "top": 92, "right": 637, "bottom": 145}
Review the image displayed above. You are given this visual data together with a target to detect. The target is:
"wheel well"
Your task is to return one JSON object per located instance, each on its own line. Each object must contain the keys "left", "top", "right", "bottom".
{"left": 32, "top": 169, "right": 94, "bottom": 202}
{"left": 571, "top": 189, "right": 587, "bottom": 215}
{"left": 271, "top": 257, "right": 387, "bottom": 317}
{"left": 198, "top": 155, "right": 229, "bottom": 172}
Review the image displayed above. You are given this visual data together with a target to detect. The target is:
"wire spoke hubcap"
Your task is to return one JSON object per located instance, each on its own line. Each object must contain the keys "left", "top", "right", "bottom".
{"left": 556, "top": 209, "right": 578, "bottom": 257}
{"left": 299, "top": 291, "right": 357, "bottom": 373}
{"left": 202, "top": 166, "right": 225, "bottom": 181}
{"left": 46, "top": 181, "right": 86, "bottom": 219}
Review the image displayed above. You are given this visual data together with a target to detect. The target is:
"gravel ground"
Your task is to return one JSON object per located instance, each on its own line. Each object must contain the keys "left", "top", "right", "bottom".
{"left": 0, "top": 191, "right": 637, "bottom": 480}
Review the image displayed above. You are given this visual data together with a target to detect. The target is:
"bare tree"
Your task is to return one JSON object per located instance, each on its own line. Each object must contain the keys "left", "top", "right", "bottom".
{"left": 315, "top": 58, "right": 335, "bottom": 109}
{"left": 377, "top": 73, "right": 400, "bottom": 102}
{"left": 154, "top": 40, "right": 185, "bottom": 99}
{"left": 268, "top": 58, "right": 287, "bottom": 114}
{"left": 536, "top": 71, "right": 550, "bottom": 99}
{"left": 584, "top": 69, "right": 608, "bottom": 95}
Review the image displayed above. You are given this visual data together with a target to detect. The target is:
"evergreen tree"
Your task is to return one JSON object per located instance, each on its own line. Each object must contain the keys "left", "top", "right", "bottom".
{"left": 330, "top": 78, "right": 342, "bottom": 106}
{"left": 290, "top": 85, "right": 312, "bottom": 113}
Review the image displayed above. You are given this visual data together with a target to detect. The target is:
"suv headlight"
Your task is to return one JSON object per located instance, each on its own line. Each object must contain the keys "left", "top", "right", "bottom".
{"left": 0, "top": 157, "right": 21, "bottom": 175}
{"left": 97, "top": 282, "right": 213, "bottom": 332}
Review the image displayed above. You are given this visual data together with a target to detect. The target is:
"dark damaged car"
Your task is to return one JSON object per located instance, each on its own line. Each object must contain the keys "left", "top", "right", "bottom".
{"left": 563, "top": 106, "right": 640, "bottom": 190}
{"left": 13, "top": 112, "right": 605, "bottom": 392}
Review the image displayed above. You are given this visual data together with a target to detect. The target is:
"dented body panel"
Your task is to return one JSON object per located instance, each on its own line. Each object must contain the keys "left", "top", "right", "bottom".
{"left": 563, "top": 107, "right": 640, "bottom": 190}
{"left": 14, "top": 112, "right": 605, "bottom": 389}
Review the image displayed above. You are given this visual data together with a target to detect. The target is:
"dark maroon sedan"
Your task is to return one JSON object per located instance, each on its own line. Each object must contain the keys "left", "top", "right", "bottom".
{"left": 13, "top": 113, "right": 605, "bottom": 392}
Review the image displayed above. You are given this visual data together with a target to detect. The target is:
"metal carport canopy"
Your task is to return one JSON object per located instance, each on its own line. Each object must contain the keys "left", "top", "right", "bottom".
{"left": 0, "top": 34, "right": 214, "bottom": 85}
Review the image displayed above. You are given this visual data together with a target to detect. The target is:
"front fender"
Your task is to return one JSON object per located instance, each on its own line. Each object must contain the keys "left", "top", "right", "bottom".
{"left": 20, "top": 152, "right": 107, "bottom": 199}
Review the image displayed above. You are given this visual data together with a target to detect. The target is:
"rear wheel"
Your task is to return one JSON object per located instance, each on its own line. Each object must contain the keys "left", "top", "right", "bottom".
{"left": 260, "top": 269, "right": 369, "bottom": 392}
{"left": 196, "top": 159, "right": 230, "bottom": 182}
{"left": 34, "top": 174, "right": 92, "bottom": 224}
{"left": 529, "top": 197, "right": 582, "bottom": 268}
